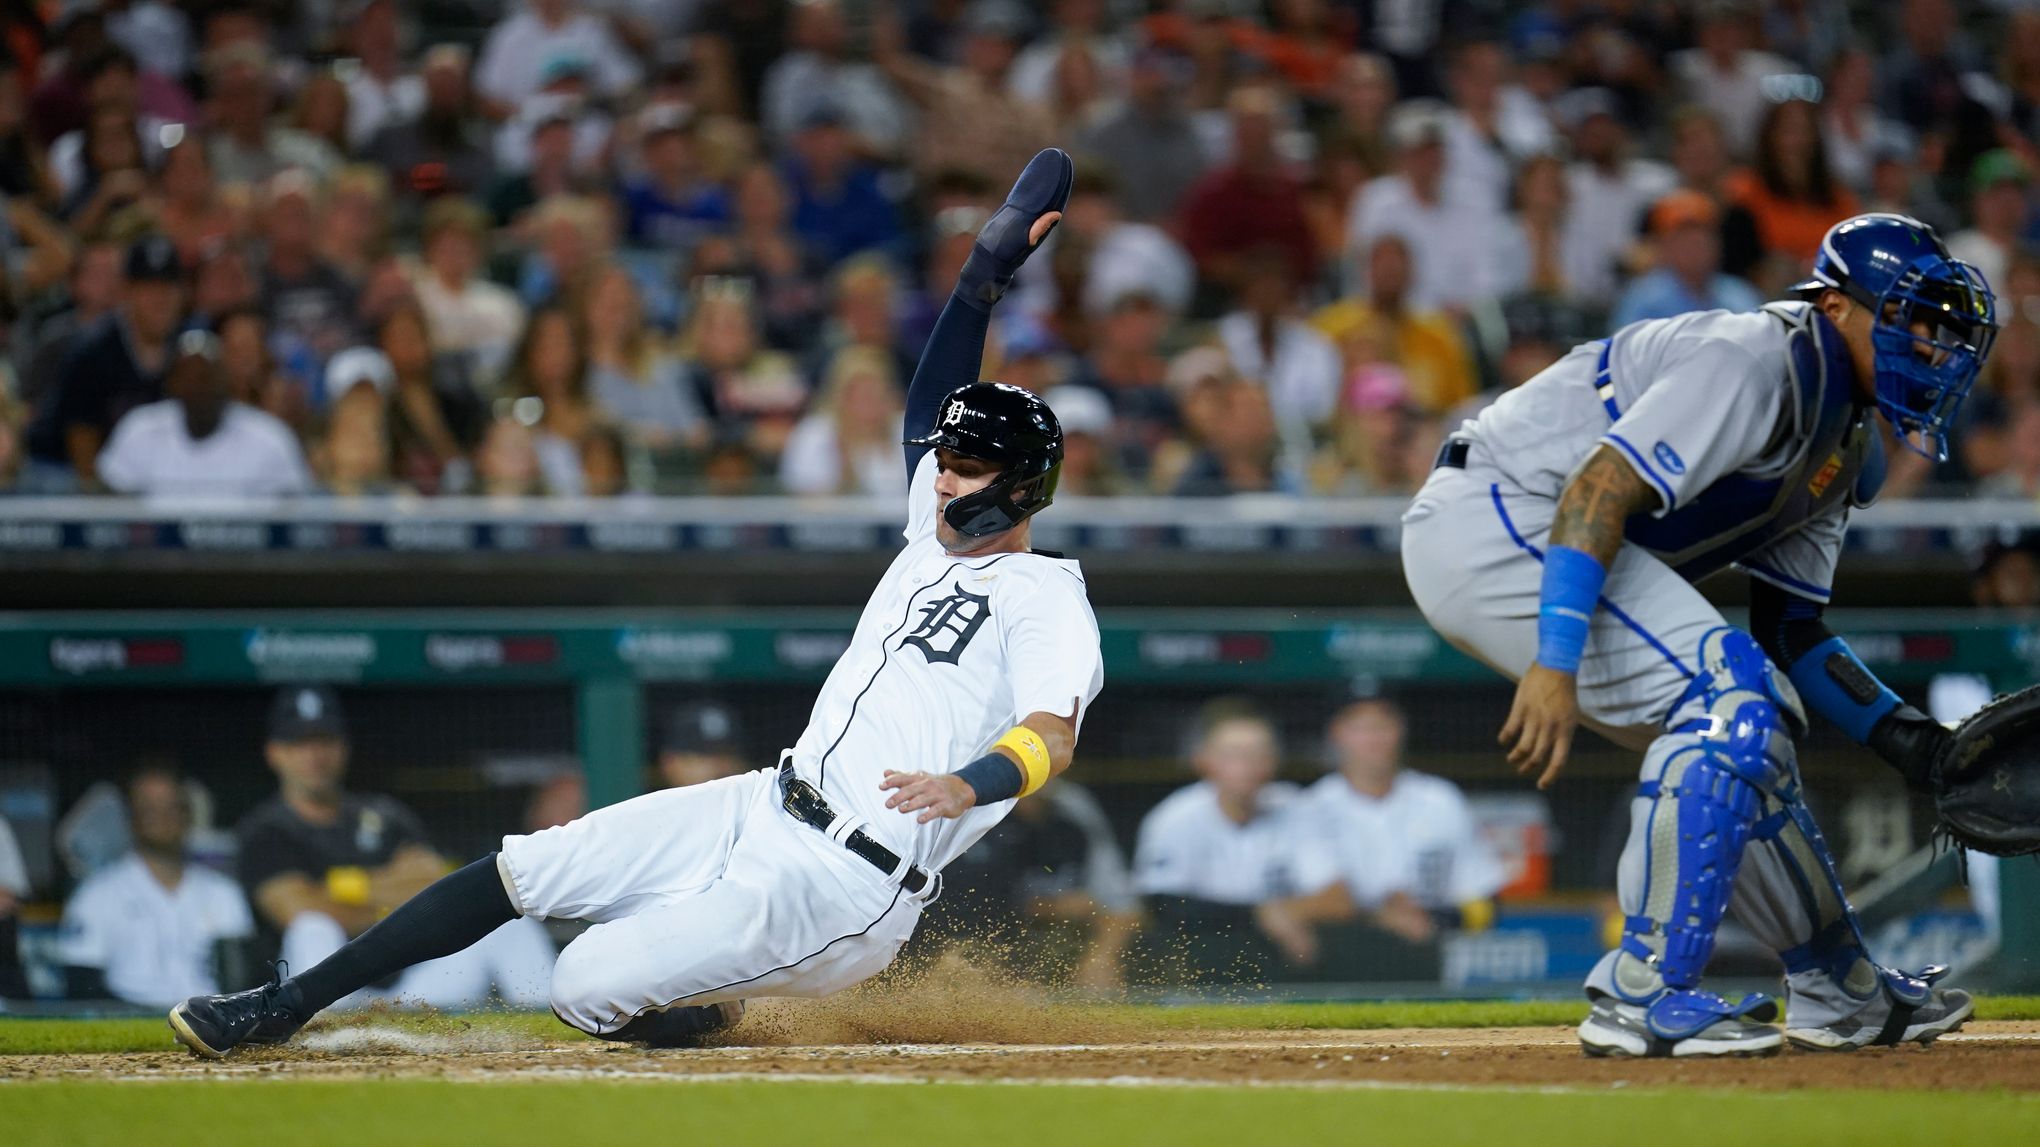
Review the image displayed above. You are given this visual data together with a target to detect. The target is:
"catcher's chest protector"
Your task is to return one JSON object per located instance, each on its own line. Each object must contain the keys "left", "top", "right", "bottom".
{"left": 1625, "top": 305, "right": 1882, "bottom": 581}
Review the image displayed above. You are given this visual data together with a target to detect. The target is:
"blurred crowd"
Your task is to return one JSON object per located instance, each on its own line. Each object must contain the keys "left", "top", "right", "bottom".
{"left": 1, "top": 0, "right": 2040, "bottom": 500}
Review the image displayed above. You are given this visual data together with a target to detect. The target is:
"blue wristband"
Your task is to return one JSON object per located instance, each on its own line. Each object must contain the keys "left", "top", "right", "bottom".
{"left": 1536, "top": 545, "right": 1607, "bottom": 674}
{"left": 954, "top": 753, "right": 1024, "bottom": 805}
{"left": 1785, "top": 636, "right": 1901, "bottom": 743}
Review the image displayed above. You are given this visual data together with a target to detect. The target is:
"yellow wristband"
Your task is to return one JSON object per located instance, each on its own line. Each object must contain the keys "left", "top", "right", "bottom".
{"left": 326, "top": 865, "right": 371, "bottom": 907}
{"left": 995, "top": 726, "right": 1053, "bottom": 798}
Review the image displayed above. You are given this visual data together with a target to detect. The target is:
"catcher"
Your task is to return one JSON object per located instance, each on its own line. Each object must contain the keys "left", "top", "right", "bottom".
{"left": 1403, "top": 213, "right": 2001, "bottom": 1057}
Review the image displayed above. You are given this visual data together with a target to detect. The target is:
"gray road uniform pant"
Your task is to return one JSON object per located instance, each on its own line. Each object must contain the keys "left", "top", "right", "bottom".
{"left": 1402, "top": 457, "right": 1879, "bottom": 1023}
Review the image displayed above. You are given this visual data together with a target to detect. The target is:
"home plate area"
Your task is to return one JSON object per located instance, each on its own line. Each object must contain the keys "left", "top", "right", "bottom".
{"left": 9, "top": 1011, "right": 2040, "bottom": 1093}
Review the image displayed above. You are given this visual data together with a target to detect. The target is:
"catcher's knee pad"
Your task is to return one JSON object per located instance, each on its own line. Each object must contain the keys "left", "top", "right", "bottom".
{"left": 1614, "top": 629, "right": 1806, "bottom": 997}
{"left": 1672, "top": 627, "right": 1806, "bottom": 791}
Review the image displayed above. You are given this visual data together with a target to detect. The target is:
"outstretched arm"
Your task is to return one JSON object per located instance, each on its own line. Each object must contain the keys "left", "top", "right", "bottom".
{"left": 1501, "top": 444, "right": 1663, "bottom": 788}
{"left": 902, "top": 297, "right": 997, "bottom": 474}
{"left": 1748, "top": 579, "right": 1945, "bottom": 789}
{"left": 903, "top": 149, "right": 1073, "bottom": 476}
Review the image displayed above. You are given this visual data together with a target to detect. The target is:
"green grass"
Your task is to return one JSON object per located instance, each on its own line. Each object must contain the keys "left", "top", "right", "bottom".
{"left": 5, "top": 995, "right": 2038, "bottom": 1056}
{"left": 0, "top": 1010, "right": 582, "bottom": 1055}
{"left": 5, "top": 1079, "right": 2036, "bottom": 1147}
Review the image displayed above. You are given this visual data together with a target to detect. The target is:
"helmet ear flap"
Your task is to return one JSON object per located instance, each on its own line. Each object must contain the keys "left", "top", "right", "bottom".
{"left": 939, "top": 458, "right": 1062, "bottom": 538}
{"left": 1007, "top": 467, "right": 1058, "bottom": 515}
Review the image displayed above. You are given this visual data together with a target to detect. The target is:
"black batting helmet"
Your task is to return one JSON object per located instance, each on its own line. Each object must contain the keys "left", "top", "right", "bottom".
{"left": 905, "top": 382, "right": 1063, "bottom": 537}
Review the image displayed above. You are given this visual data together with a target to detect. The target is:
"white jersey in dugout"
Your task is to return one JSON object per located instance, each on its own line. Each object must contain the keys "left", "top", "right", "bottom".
{"left": 788, "top": 450, "right": 1105, "bottom": 873}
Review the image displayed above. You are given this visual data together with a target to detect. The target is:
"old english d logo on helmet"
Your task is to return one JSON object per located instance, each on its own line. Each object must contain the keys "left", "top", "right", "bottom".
{"left": 904, "top": 382, "right": 1065, "bottom": 538}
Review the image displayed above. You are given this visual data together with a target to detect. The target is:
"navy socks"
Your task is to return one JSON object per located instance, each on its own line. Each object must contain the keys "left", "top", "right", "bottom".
{"left": 285, "top": 853, "right": 520, "bottom": 1019}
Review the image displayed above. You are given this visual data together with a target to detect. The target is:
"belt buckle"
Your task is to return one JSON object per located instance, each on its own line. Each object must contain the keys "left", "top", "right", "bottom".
{"left": 782, "top": 773, "right": 829, "bottom": 828}
{"left": 778, "top": 767, "right": 811, "bottom": 818}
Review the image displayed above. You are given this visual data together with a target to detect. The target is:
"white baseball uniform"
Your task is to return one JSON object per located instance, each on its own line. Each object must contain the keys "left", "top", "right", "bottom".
{"left": 1293, "top": 772, "right": 1507, "bottom": 911}
{"left": 501, "top": 450, "right": 1104, "bottom": 1035}
{"left": 59, "top": 854, "right": 254, "bottom": 1007}
{"left": 1132, "top": 781, "right": 1336, "bottom": 905}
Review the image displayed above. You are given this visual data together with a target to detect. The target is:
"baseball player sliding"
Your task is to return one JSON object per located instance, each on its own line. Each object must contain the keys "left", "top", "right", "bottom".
{"left": 1403, "top": 214, "right": 1993, "bottom": 1057}
{"left": 168, "top": 149, "right": 1101, "bottom": 1057}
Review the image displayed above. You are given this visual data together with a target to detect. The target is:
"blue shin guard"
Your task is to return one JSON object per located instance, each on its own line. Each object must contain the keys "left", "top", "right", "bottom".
{"left": 1615, "top": 746, "right": 1781, "bottom": 1037}
{"left": 1600, "top": 629, "right": 1807, "bottom": 1038}
{"left": 1761, "top": 796, "right": 1940, "bottom": 1024}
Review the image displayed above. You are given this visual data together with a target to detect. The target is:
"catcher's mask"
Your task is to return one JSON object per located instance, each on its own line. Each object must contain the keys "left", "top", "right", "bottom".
{"left": 906, "top": 382, "right": 1064, "bottom": 538}
{"left": 1794, "top": 213, "right": 1998, "bottom": 461}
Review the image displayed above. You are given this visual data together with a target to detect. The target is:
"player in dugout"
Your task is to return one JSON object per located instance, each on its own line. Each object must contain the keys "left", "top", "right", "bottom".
{"left": 236, "top": 685, "right": 555, "bottom": 1011}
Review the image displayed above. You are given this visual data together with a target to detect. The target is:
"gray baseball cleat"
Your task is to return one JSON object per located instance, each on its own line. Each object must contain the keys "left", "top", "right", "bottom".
{"left": 1579, "top": 994, "right": 1784, "bottom": 1058}
{"left": 1785, "top": 965, "right": 1973, "bottom": 1051}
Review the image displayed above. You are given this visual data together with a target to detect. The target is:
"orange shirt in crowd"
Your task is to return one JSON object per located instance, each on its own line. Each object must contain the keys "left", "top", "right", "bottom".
{"left": 1252, "top": 32, "right": 1346, "bottom": 97}
{"left": 1139, "top": 13, "right": 1354, "bottom": 97}
{"left": 1724, "top": 170, "right": 1861, "bottom": 264}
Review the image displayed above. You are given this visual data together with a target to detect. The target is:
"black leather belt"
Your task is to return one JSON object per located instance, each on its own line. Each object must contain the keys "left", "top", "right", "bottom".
{"left": 1434, "top": 438, "right": 1471, "bottom": 470}
{"left": 777, "top": 763, "right": 933, "bottom": 895}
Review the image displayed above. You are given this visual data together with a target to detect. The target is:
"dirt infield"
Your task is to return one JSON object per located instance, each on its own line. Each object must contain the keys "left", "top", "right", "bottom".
{"left": 8, "top": 1013, "right": 2040, "bottom": 1093}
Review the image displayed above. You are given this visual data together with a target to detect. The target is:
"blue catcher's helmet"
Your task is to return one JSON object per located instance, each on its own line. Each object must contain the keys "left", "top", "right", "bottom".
{"left": 1794, "top": 213, "right": 1998, "bottom": 460}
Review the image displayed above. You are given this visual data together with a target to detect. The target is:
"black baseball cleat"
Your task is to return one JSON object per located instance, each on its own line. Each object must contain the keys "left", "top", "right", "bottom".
{"left": 598, "top": 1000, "right": 746, "bottom": 1049}
{"left": 168, "top": 965, "right": 308, "bottom": 1059}
{"left": 959, "top": 148, "right": 1075, "bottom": 304}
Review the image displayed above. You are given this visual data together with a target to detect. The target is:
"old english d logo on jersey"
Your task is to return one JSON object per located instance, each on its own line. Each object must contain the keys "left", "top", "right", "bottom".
{"left": 901, "top": 583, "right": 992, "bottom": 665}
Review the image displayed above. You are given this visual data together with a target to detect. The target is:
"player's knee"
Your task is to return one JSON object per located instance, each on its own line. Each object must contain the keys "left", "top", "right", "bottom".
{"left": 1674, "top": 626, "right": 1804, "bottom": 782}
{"left": 546, "top": 938, "right": 611, "bottom": 1036}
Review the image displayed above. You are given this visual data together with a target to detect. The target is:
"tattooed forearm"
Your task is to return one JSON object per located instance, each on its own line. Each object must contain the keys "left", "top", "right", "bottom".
{"left": 1550, "top": 445, "right": 1662, "bottom": 565}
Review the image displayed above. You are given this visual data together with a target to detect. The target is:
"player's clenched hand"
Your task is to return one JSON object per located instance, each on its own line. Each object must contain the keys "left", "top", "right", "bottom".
{"left": 1500, "top": 664, "right": 1579, "bottom": 790}
{"left": 881, "top": 770, "right": 978, "bottom": 823}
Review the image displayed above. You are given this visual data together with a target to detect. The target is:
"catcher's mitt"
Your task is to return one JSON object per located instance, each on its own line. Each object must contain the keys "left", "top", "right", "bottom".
{"left": 1934, "top": 681, "right": 2040, "bottom": 857}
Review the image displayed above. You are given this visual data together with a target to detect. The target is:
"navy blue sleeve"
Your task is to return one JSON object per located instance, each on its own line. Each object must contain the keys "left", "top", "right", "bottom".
{"left": 902, "top": 291, "right": 993, "bottom": 477}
